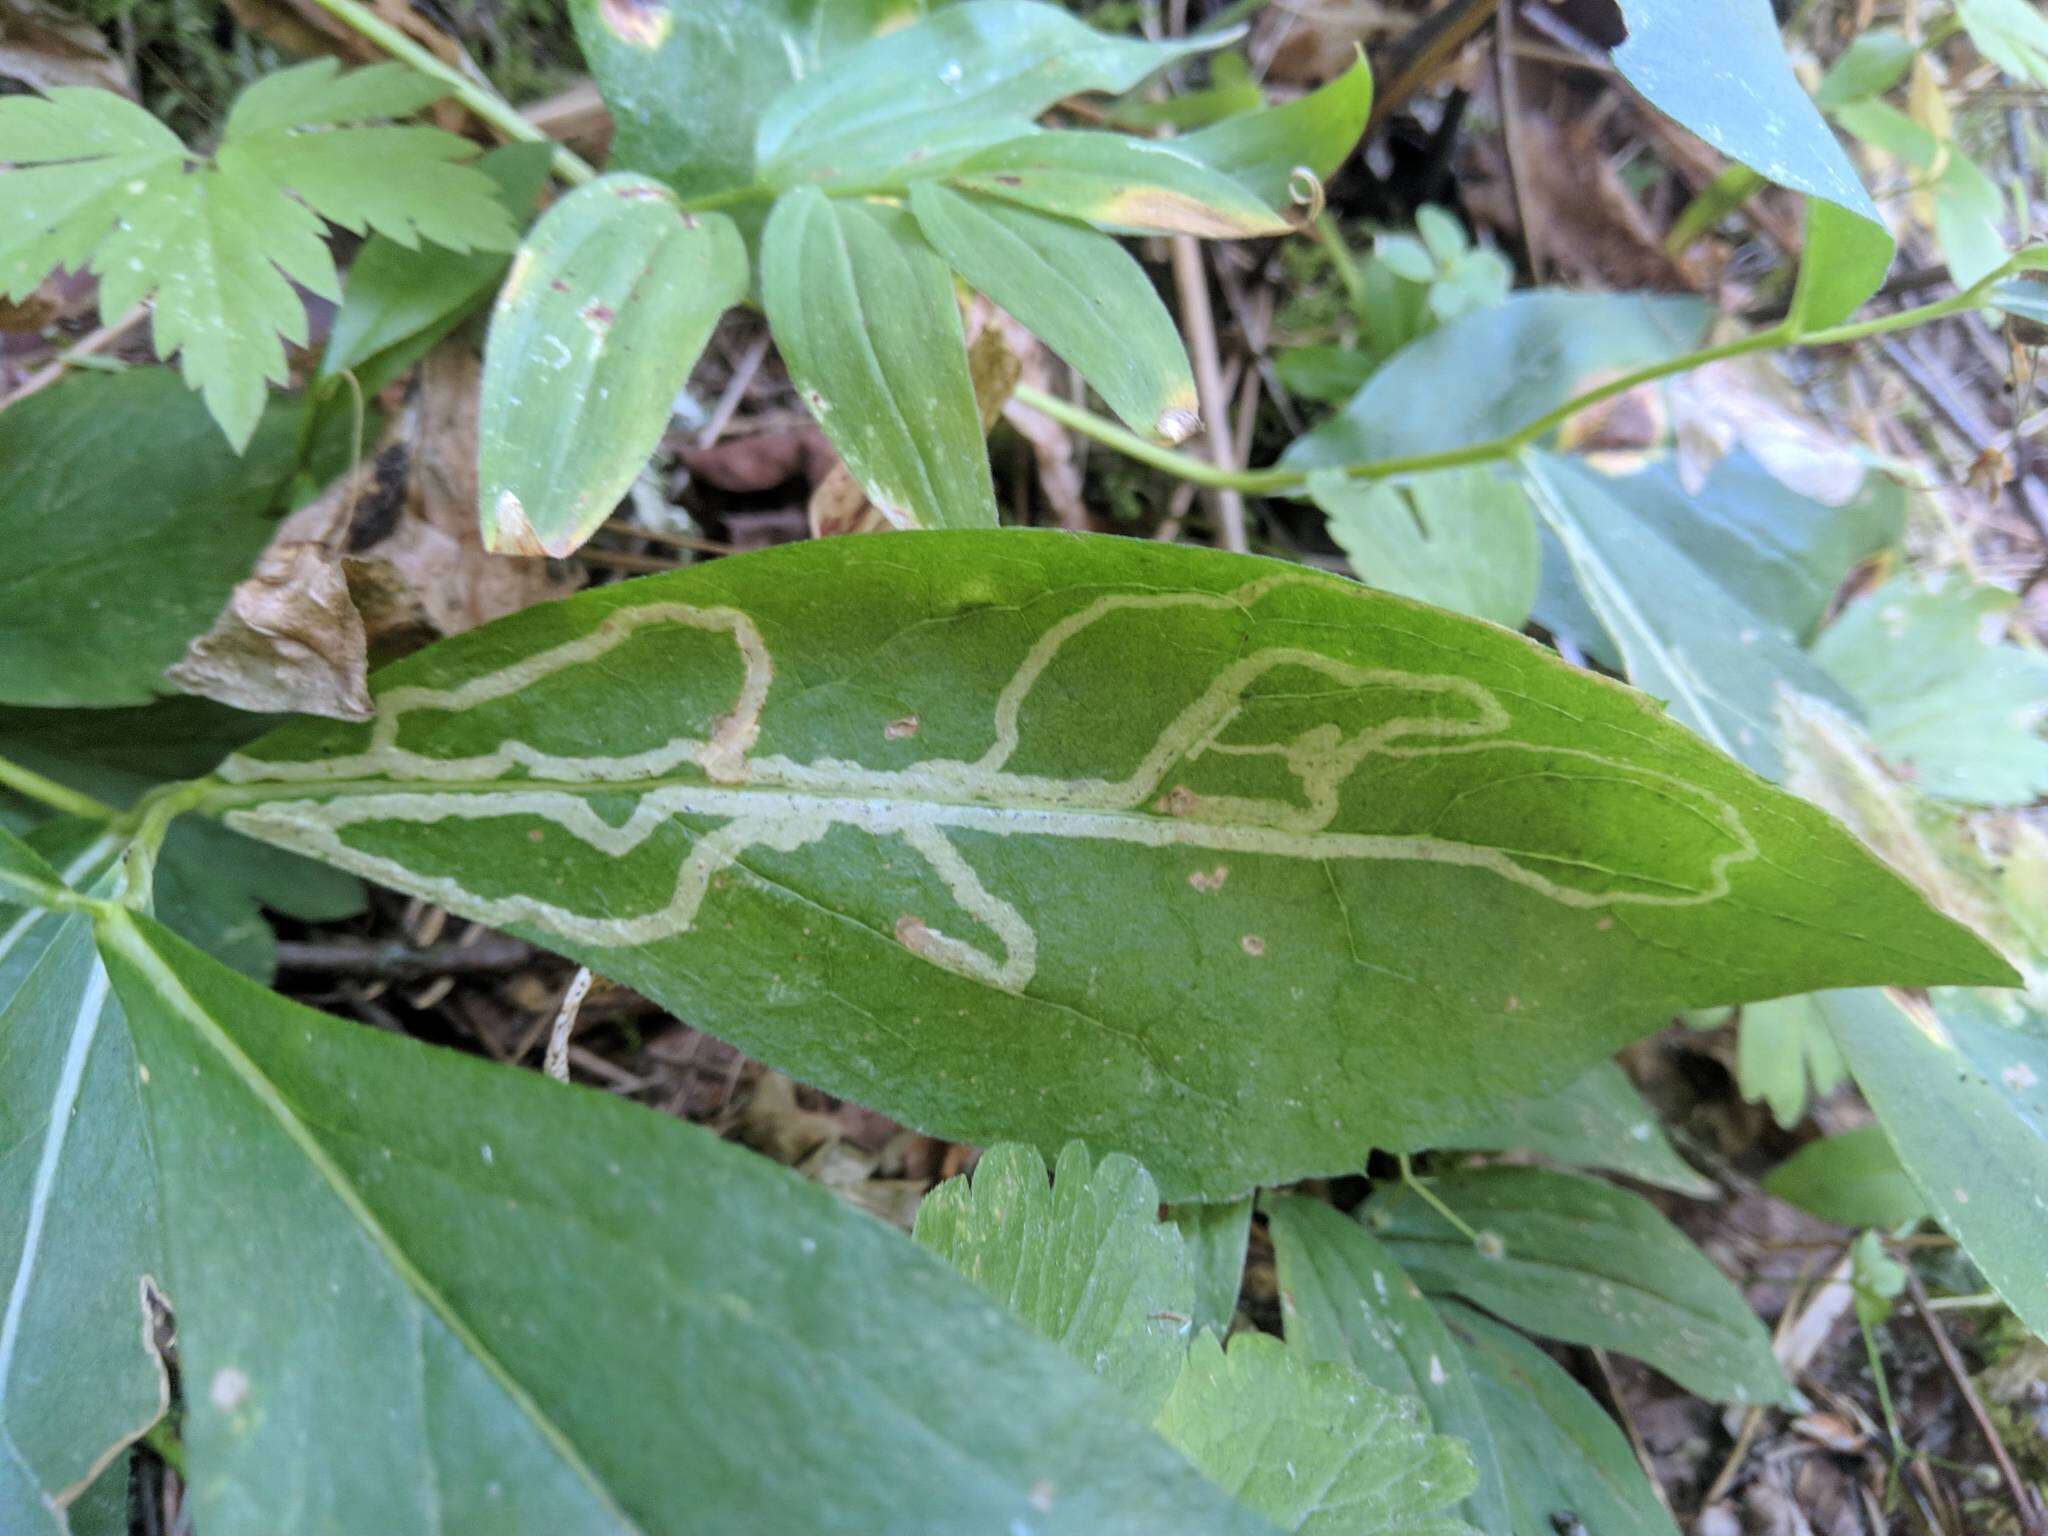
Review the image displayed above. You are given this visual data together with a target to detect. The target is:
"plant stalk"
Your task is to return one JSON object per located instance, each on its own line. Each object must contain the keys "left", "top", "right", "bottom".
{"left": 0, "top": 754, "right": 118, "bottom": 822}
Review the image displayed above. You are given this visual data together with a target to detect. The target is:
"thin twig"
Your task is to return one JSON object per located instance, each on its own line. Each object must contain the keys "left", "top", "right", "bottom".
{"left": 695, "top": 332, "right": 773, "bottom": 450}
{"left": 1, "top": 302, "right": 148, "bottom": 412}
{"left": 1493, "top": 1, "right": 1544, "bottom": 282}
{"left": 273, "top": 933, "right": 532, "bottom": 979}
{"left": 1905, "top": 1269, "right": 2047, "bottom": 1536}
{"left": 545, "top": 966, "right": 594, "bottom": 1083}
{"left": 1170, "top": 235, "right": 1249, "bottom": 552}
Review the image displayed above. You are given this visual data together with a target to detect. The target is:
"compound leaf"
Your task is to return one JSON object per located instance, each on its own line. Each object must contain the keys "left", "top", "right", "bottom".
{"left": 211, "top": 532, "right": 2012, "bottom": 1200}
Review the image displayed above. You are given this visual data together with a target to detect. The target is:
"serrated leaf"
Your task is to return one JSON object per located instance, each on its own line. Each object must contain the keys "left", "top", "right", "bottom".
{"left": 907, "top": 182, "right": 1197, "bottom": 440}
{"left": 93, "top": 910, "right": 1266, "bottom": 1535}
{"left": 1736, "top": 994, "right": 1847, "bottom": 1130}
{"left": 208, "top": 532, "right": 2013, "bottom": 1200}
{"left": 1813, "top": 571, "right": 2048, "bottom": 805}
{"left": 1265, "top": 1195, "right": 1512, "bottom": 1536}
{"left": 1364, "top": 1167, "right": 1793, "bottom": 1407}
{"left": 1177, "top": 54, "right": 1372, "bottom": 208}
{"left": 1310, "top": 468, "right": 1538, "bottom": 631}
{"left": 951, "top": 134, "right": 1288, "bottom": 238}
{"left": 1519, "top": 450, "right": 1860, "bottom": 780}
{"left": 1762, "top": 1124, "right": 1930, "bottom": 1230}
{"left": 1437, "top": 1302, "right": 1680, "bottom": 1536}
{"left": 761, "top": 190, "right": 994, "bottom": 529}
{"left": 756, "top": 0, "right": 1225, "bottom": 190}
{"left": 915, "top": 1141, "right": 1195, "bottom": 1419}
{"left": 1170, "top": 1197, "right": 1253, "bottom": 1337}
{"left": 479, "top": 175, "right": 747, "bottom": 558}
{"left": 1155, "top": 1332, "right": 1480, "bottom": 1536}
{"left": 1432, "top": 1059, "right": 1714, "bottom": 1197}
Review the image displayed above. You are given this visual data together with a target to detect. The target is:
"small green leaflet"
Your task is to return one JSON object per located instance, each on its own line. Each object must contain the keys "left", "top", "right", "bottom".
{"left": 761, "top": 191, "right": 996, "bottom": 529}
{"left": 1364, "top": 1167, "right": 1794, "bottom": 1407}
{"left": 915, "top": 1141, "right": 1195, "bottom": 1419}
{"left": 479, "top": 174, "right": 748, "bottom": 558}
{"left": 1154, "top": 1333, "right": 1480, "bottom": 1536}
{"left": 94, "top": 913, "right": 1264, "bottom": 1534}
{"left": 1762, "top": 1124, "right": 1930, "bottom": 1231}
{"left": 1310, "top": 468, "right": 1539, "bottom": 632}
{"left": 208, "top": 532, "right": 2012, "bottom": 1200}
{"left": 1737, "top": 994, "right": 1848, "bottom": 1130}
{"left": 0, "top": 62, "right": 516, "bottom": 448}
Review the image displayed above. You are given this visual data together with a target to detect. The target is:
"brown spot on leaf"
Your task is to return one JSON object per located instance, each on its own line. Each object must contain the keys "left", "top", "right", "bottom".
{"left": 885, "top": 715, "right": 920, "bottom": 740}
{"left": 488, "top": 489, "right": 551, "bottom": 557}
{"left": 1188, "top": 865, "right": 1229, "bottom": 893}
{"left": 580, "top": 300, "right": 616, "bottom": 336}
{"left": 1156, "top": 784, "right": 1201, "bottom": 817}
{"left": 599, "top": 0, "right": 672, "bottom": 48}
{"left": 1240, "top": 934, "right": 1265, "bottom": 957}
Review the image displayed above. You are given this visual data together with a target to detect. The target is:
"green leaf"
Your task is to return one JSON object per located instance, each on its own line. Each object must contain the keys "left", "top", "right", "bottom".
{"left": 1432, "top": 1059, "right": 1715, "bottom": 1197}
{"left": 570, "top": 0, "right": 924, "bottom": 199}
{"left": 908, "top": 182, "right": 1200, "bottom": 441}
{"left": 1266, "top": 1195, "right": 1512, "bottom": 1536}
{"left": 1931, "top": 149, "right": 2009, "bottom": 290}
{"left": 94, "top": 910, "right": 1267, "bottom": 1534}
{"left": 1437, "top": 1302, "right": 1680, "bottom": 1536}
{"left": 1, "top": 838, "right": 164, "bottom": 1532}
{"left": 1170, "top": 1197, "right": 1253, "bottom": 1337}
{"left": 0, "top": 370, "right": 323, "bottom": 706}
{"left": 323, "top": 142, "right": 554, "bottom": 389}
{"left": 1762, "top": 1124, "right": 1931, "bottom": 1230}
{"left": 1957, "top": 0, "right": 2048, "bottom": 86}
{"left": 479, "top": 174, "right": 747, "bottom": 559}
{"left": 1814, "top": 28, "right": 1915, "bottom": 107}
{"left": 1991, "top": 274, "right": 2048, "bottom": 327}
{"left": 761, "top": 190, "right": 995, "bottom": 529}
{"left": 1736, "top": 994, "right": 1847, "bottom": 1130}
{"left": 915, "top": 1140, "right": 1195, "bottom": 1419}
{"left": 0, "top": 63, "right": 514, "bottom": 447}
{"left": 1310, "top": 468, "right": 1539, "bottom": 631}
{"left": 1154, "top": 1331, "right": 1480, "bottom": 1536}
{"left": 950, "top": 134, "right": 1289, "bottom": 238}
{"left": 1364, "top": 1167, "right": 1794, "bottom": 1406}
{"left": 1519, "top": 450, "right": 1860, "bottom": 780}
{"left": 1282, "top": 291, "right": 1709, "bottom": 470}
{"left": 1813, "top": 572, "right": 2048, "bottom": 805}
{"left": 1611, "top": 0, "right": 1891, "bottom": 328}
{"left": 755, "top": 0, "right": 1224, "bottom": 190}
{"left": 1275, "top": 346, "right": 1376, "bottom": 406}
{"left": 1175, "top": 54, "right": 1373, "bottom": 208}
{"left": 1823, "top": 987, "right": 2048, "bottom": 1341}
{"left": 211, "top": 531, "right": 2015, "bottom": 1200}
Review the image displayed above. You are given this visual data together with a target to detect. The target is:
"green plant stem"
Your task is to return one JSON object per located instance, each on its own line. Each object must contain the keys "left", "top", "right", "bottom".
{"left": 305, "top": 0, "right": 597, "bottom": 185}
{"left": 1395, "top": 1153, "right": 1484, "bottom": 1245}
{"left": 1014, "top": 281, "right": 2002, "bottom": 498}
{"left": 117, "top": 781, "right": 212, "bottom": 912}
{"left": 0, "top": 753, "right": 117, "bottom": 822}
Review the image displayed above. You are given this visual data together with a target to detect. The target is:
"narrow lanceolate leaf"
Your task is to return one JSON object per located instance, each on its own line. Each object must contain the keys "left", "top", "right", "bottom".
{"left": 915, "top": 1141, "right": 1195, "bottom": 1420}
{"left": 761, "top": 190, "right": 994, "bottom": 529}
{"left": 951, "top": 135, "right": 1288, "bottom": 239}
{"left": 1154, "top": 1332, "right": 1480, "bottom": 1536}
{"left": 93, "top": 912, "right": 1266, "bottom": 1536}
{"left": 479, "top": 174, "right": 746, "bottom": 558}
{"left": 209, "top": 533, "right": 2014, "bottom": 1200}
{"left": 1177, "top": 54, "right": 1373, "bottom": 209}
{"left": 1762, "top": 1125, "right": 1930, "bottom": 1232}
{"left": 1170, "top": 1197, "right": 1253, "bottom": 1338}
{"left": 1438, "top": 1303, "right": 1680, "bottom": 1536}
{"left": 1, "top": 836, "right": 165, "bottom": 1533}
{"left": 755, "top": 0, "right": 1225, "bottom": 189}
{"left": 908, "top": 183, "right": 1198, "bottom": 441}
{"left": 1823, "top": 988, "right": 2048, "bottom": 1340}
{"left": 1265, "top": 1196, "right": 1512, "bottom": 1536}
{"left": 1364, "top": 1168, "right": 1793, "bottom": 1407}
{"left": 1519, "top": 450, "right": 1859, "bottom": 781}
{"left": 1431, "top": 1059, "right": 1714, "bottom": 1198}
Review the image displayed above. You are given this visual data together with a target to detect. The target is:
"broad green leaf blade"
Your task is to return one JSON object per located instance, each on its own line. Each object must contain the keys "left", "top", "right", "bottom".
{"left": 908, "top": 183, "right": 1197, "bottom": 441}
{"left": 1310, "top": 468, "right": 1538, "bottom": 632}
{"left": 1170, "top": 1197, "right": 1253, "bottom": 1337}
{"left": 95, "top": 911, "right": 1268, "bottom": 1536}
{"left": 951, "top": 134, "right": 1288, "bottom": 238}
{"left": 1813, "top": 572, "right": 2048, "bottom": 805}
{"left": 1762, "top": 1124, "right": 1930, "bottom": 1231}
{"left": 0, "top": 371, "right": 322, "bottom": 706}
{"left": 1177, "top": 55, "right": 1373, "bottom": 208}
{"left": 1822, "top": 987, "right": 2048, "bottom": 1340}
{"left": 1437, "top": 1302, "right": 1680, "bottom": 1536}
{"left": 761, "top": 190, "right": 995, "bottom": 529}
{"left": 1431, "top": 1059, "right": 1714, "bottom": 1198}
{"left": 1265, "top": 1195, "right": 1512, "bottom": 1536}
{"left": 757, "top": 0, "right": 1223, "bottom": 190}
{"left": 213, "top": 532, "right": 2014, "bottom": 1200}
{"left": 1519, "top": 450, "right": 1859, "bottom": 780}
{"left": 1364, "top": 1167, "right": 1793, "bottom": 1407}
{"left": 1157, "top": 1333, "right": 1478, "bottom": 1536}
{"left": 1282, "top": 291, "right": 1708, "bottom": 470}
{"left": 569, "top": 0, "right": 922, "bottom": 198}
{"left": 479, "top": 176, "right": 746, "bottom": 558}
{"left": 915, "top": 1141, "right": 1195, "bottom": 1420}
{"left": 1, "top": 841, "right": 164, "bottom": 1532}
{"left": 1611, "top": 0, "right": 1891, "bottom": 328}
